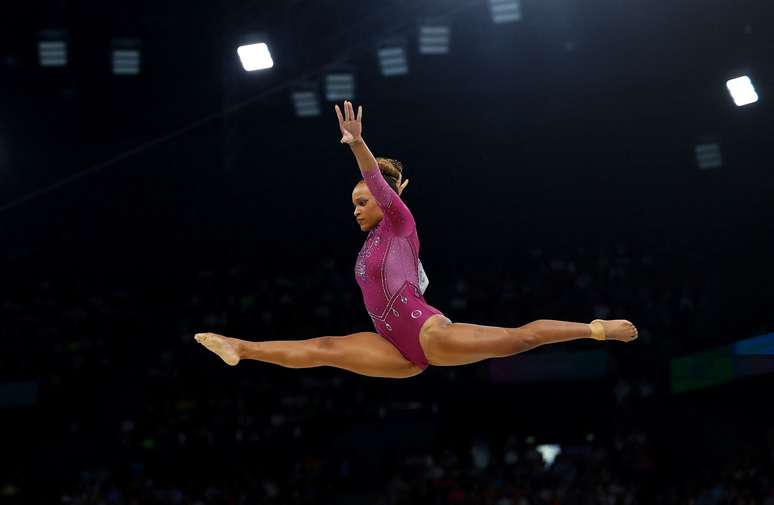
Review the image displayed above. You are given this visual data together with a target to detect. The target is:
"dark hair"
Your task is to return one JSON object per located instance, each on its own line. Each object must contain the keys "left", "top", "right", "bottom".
{"left": 359, "top": 157, "right": 404, "bottom": 195}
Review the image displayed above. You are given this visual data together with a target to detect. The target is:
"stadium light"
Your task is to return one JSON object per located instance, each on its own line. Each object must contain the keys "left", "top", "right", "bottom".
{"left": 489, "top": 0, "right": 522, "bottom": 23}
{"left": 377, "top": 38, "right": 409, "bottom": 77}
{"left": 237, "top": 42, "right": 273, "bottom": 72}
{"left": 726, "top": 76, "right": 758, "bottom": 107}
{"left": 38, "top": 30, "right": 68, "bottom": 67}
{"left": 418, "top": 21, "right": 450, "bottom": 55}
{"left": 695, "top": 143, "right": 722, "bottom": 170}
{"left": 324, "top": 66, "right": 355, "bottom": 101}
{"left": 112, "top": 38, "right": 141, "bottom": 75}
{"left": 290, "top": 81, "right": 321, "bottom": 118}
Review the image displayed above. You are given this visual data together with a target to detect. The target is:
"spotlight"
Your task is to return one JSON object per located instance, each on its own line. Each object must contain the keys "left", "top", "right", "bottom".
{"left": 726, "top": 76, "right": 758, "bottom": 107}
{"left": 237, "top": 42, "right": 273, "bottom": 72}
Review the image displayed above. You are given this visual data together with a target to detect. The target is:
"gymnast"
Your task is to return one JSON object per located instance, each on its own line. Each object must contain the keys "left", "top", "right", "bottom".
{"left": 195, "top": 100, "right": 637, "bottom": 378}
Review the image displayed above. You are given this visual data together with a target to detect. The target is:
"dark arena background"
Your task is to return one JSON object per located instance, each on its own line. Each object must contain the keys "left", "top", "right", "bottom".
{"left": 2, "top": 0, "right": 773, "bottom": 503}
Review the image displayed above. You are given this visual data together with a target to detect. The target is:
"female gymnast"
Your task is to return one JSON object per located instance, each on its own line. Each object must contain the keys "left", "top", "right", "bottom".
{"left": 195, "top": 100, "right": 637, "bottom": 379}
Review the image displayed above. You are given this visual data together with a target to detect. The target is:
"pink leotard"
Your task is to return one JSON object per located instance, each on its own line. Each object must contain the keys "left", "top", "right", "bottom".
{"left": 354, "top": 165, "right": 446, "bottom": 370}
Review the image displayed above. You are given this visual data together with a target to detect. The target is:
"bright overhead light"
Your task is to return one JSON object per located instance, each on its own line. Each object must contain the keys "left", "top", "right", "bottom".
{"left": 726, "top": 76, "right": 758, "bottom": 107}
{"left": 237, "top": 42, "right": 273, "bottom": 71}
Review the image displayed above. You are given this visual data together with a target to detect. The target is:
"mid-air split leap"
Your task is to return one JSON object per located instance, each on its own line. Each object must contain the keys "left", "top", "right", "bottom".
{"left": 195, "top": 100, "right": 637, "bottom": 378}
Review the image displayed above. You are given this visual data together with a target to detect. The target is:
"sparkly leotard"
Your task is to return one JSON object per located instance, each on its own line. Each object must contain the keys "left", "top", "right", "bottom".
{"left": 355, "top": 165, "right": 446, "bottom": 370}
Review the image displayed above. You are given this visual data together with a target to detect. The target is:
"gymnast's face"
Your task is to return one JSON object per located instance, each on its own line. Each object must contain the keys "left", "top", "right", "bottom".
{"left": 352, "top": 181, "right": 384, "bottom": 232}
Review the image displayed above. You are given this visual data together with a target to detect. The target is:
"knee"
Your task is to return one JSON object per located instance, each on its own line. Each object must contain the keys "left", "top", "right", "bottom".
{"left": 310, "top": 336, "right": 340, "bottom": 367}
{"left": 510, "top": 325, "right": 540, "bottom": 352}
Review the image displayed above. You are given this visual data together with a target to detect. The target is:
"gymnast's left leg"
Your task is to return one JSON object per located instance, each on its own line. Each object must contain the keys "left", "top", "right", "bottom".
{"left": 419, "top": 316, "right": 637, "bottom": 367}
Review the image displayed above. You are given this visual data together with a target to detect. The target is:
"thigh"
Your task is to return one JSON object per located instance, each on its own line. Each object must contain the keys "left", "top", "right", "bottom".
{"left": 421, "top": 321, "right": 529, "bottom": 367}
{"left": 316, "top": 331, "right": 424, "bottom": 379}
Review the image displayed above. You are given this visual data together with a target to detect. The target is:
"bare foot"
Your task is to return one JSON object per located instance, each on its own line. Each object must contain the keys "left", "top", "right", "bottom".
{"left": 594, "top": 319, "right": 638, "bottom": 342}
{"left": 195, "top": 332, "right": 241, "bottom": 366}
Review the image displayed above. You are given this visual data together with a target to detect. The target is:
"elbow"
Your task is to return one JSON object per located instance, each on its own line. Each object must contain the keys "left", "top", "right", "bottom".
{"left": 394, "top": 223, "right": 416, "bottom": 238}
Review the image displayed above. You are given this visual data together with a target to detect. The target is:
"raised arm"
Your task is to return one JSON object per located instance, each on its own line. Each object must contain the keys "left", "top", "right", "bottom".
{"left": 335, "top": 101, "right": 415, "bottom": 236}
{"left": 335, "top": 100, "right": 375, "bottom": 174}
{"left": 360, "top": 160, "right": 415, "bottom": 236}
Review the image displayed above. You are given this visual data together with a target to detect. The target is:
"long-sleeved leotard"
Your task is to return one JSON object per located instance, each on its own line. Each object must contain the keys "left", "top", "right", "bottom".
{"left": 354, "top": 166, "right": 446, "bottom": 369}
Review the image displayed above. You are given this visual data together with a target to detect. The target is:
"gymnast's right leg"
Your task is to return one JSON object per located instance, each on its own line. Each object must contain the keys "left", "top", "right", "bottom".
{"left": 194, "top": 331, "right": 423, "bottom": 379}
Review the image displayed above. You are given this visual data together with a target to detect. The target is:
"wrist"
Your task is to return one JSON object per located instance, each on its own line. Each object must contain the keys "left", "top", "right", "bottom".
{"left": 348, "top": 136, "right": 364, "bottom": 146}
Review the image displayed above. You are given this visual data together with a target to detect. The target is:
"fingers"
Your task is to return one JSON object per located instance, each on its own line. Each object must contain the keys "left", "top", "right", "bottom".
{"left": 335, "top": 104, "right": 344, "bottom": 124}
{"left": 338, "top": 101, "right": 362, "bottom": 123}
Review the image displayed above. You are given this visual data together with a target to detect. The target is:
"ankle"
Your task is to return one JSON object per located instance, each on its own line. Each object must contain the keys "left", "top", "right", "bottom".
{"left": 589, "top": 320, "right": 606, "bottom": 340}
{"left": 229, "top": 337, "right": 245, "bottom": 358}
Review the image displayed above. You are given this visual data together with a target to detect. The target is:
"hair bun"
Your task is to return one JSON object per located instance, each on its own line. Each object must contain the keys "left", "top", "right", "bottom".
{"left": 376, "top": 158, "right": 403, "bottom": 176}
{"left": 375, "top": 157, "right": 405, "bottom": 195}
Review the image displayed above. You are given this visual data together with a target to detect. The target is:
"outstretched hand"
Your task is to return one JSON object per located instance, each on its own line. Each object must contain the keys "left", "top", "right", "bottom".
{"left": 334, "top": 100, "right": 363, "bottom": 144}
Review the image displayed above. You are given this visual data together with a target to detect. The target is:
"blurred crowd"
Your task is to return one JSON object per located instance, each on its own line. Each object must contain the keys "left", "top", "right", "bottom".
{"left": 1, "top": 238, "right": 772, "bottom": 504}
{"left": 5, "top": 420, "right": 772, "bottom": 505}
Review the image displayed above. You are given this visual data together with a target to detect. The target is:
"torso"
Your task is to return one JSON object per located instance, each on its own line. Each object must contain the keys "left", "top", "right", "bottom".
{"left": 355, "top": 220, "right": 422, "bottom": 320}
